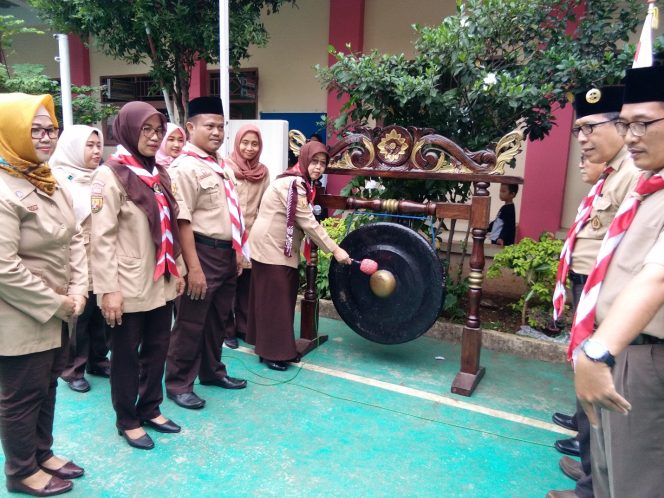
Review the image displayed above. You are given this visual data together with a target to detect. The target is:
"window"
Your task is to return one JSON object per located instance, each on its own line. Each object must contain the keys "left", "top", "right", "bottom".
{"left": 209, "top": 69, "right": 258, "bottom": 119}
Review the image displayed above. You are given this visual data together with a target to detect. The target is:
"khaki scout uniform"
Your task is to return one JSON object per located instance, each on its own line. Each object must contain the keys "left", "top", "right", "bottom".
{"left": 250, "top": 175, "right": 339, "bottom": 267}
{"left": 0, "top": 171, "right": 87, "bottom": 355}
{"left": 590, "top": 175, "right": 664, "bottom": 498}
{"left": 571, "top": 147, "right": 640, "bottom": 275}
{"left": 165, "top": 142, "right": 239, "bottom": 395}
{"left": 89, "top": 165, "right": 179, "bottom": 310}
{"left": 89, "top": 163, "right": 181, "bottom": 430}
{"left": 0, "top": 170, "right": 88, "bottom": 479}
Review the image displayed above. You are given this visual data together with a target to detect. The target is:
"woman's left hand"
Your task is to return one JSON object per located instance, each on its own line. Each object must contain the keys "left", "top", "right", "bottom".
{"left": 176, "top": 277, "right": 186, "bottom": 297}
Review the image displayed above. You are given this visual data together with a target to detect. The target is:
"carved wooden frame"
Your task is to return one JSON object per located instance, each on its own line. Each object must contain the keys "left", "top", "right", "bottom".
{"left": 298, "top": 125, "right": 524, "bottom": 397}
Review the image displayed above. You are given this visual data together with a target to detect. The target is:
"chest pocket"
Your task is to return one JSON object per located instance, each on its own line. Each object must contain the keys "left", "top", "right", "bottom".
{"left": 198, "top": 174, "right": 222, "bottom": 209}
{"left": 589, "top": 196, "right": 615, "bottom": 234}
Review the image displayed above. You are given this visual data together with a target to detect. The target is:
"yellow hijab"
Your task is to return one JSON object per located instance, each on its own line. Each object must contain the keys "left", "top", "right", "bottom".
{"left": 0, "top": 93, "right": 59, "bottom": 195}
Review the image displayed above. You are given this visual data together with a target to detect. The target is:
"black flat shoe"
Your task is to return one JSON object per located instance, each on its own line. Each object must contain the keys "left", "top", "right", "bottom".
{"left": 142, "top": 418, "right": 181, "bottom": 433}
{"left": 554, "top": 438, "right": 580, "bottom": 457}
{"left": 167, "top": 391, "right": 206, "bottom": 410}
{"left": 224, "top": 337, "right": 239, "bottom": 349}
{"left": 117, "top": 428, "right": 154, "bottom": 450}
{"left": 259, "top": 357, "right": 288, "bottom": 371}
{"left": 40, "top": 460, "right": 84, "bottom": 480}
{"left": 552, "top": 412, "right": 577, "bottom": 432}
{"left": 64, "top": 378, "right": 90, "bottom": 393}
{"left": 6, "top": 475, "right": 73, "bottom": 496}
{"left": 86, "top": 365, "right": 111, "bottom": 378}
{"left": 200, "top": 376, "right": 247, "bottom": 389}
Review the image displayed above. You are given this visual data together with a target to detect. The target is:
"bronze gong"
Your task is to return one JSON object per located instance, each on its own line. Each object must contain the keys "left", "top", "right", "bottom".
{"left": 329, "top": 222, "right": 446, "bottom": 344}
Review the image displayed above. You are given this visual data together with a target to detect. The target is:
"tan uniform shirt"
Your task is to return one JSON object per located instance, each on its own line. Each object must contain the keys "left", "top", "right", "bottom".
{"left": 571, "top": 147, "right": 641, "bottom": 275}
{"left": 0, "top": 171, "right": 88, "bottom": 355}
{"left": 90, "top": 165, "right": 179, "bottom": 313}
{"left": 250, "top": 176, "right": 339, "bottom": 269}
{"left": 233, "top": 170, "right": 269, "bottom": 268}
{"left": 168, "top": 143, "right": 235, "bottom": 240}
{"left": 596, "top": 174, "right": 664, "bottom": 338}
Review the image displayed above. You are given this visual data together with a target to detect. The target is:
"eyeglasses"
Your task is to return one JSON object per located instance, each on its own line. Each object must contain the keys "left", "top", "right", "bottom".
{"left": 31, "top": 127, "right": 59, "bottom": 140}
{"left": 614, "top": 117, "right": 664, "bottom": 137}
{"left": 571, "top": 119, "right": 615, "bottom": 138}
{"left": 141, "top": 126, "right": 165, "bottom": 139}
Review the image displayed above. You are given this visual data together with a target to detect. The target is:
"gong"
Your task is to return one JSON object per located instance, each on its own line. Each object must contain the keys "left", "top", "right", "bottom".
{"left": 329, "top": 222, "right": 446, "bottom": 344}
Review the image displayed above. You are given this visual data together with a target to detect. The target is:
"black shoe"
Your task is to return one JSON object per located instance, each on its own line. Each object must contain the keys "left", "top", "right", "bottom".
{"left": 554, "top": 438, "right": 580, "bottom": 457}
{"left": 552, "top": 412, "right": 578, "bottom": 432}
{"left": 167, "top": 391, "right": 206, "bottom": 409}
{"left": 142, "top": 418, "right": 181, "bottom": 433}
{"left": 200, "top": 375, "right": 247, "bottom": 389}
{"left": 224, "top": 337, "right": 239, "bottom": 349}
{"left": 87, "top": 365, "right": 111, "bottom": 378}
{"left": 117, "top": 428, "right": 154, "bottom": 450}
{"left": 66, "top": 378, "right": 90, "bottom": 393}
{"left": 259, "top": 357, "right": 288, "bottom": 371}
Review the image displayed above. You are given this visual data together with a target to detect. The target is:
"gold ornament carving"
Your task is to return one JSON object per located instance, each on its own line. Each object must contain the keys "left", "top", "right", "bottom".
{"left": 493, "top": 123, "right": 526, "bottom": 175}
{"left": 377, "top": 129, "right": 408, "bottom": 162}
{"left": 329, "top": 136, "right": 375, "bottom": 170}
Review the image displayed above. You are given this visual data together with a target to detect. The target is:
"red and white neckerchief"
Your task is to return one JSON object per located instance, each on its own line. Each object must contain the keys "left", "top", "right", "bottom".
{"left": 568, "top": 172, "right": 664, "bottom": 360}
{"left": 111, "top": 145, "right": 180, "bottom": 281}
{"left": 552, "top": 166, "right": 614, "bottom": 321}
{"left": 182, "top": 148, "right": 250, "bottom": 260}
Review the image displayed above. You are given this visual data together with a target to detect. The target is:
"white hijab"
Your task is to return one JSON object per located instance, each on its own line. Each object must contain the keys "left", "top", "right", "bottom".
{"left": 50, "top": 124, "right": 103, "bottom": 224}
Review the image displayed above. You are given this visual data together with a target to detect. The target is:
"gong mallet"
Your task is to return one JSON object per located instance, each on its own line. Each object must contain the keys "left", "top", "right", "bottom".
{"left": 351, "top": 258, "right": 378, "bottom": 275}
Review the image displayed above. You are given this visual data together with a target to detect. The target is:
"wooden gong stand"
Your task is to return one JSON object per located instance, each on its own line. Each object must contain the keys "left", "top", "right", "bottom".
{"left": 296, "top": 125, "right": 523, "bottom": 396}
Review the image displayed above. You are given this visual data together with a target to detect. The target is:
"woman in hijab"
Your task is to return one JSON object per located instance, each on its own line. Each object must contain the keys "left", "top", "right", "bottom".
{"left": 89, "top": 102, "right": 185, "bottom": 450}
{"left": 0, "top": 93, "right": 88, "bottom": 496}
{"left": 246, "top": 141, "right": 351, "bottom": 371}
{"left": 51, "top": 125, "right": 111, "bottom": 394}
{"left": 223, "top": 124, "right": 271, "bottom": 349}
{"left": 155, "top": 123, "right": 185, "bottom": 168}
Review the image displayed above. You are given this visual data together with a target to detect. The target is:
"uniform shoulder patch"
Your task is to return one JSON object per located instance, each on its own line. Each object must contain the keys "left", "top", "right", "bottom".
{"left": 91, "top": 195, "right": 103, "bottom": 213}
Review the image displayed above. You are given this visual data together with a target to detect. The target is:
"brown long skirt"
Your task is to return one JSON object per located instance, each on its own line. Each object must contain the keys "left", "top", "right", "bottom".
{"left": 246, "top": 260, "right": 299, "bottom": 362}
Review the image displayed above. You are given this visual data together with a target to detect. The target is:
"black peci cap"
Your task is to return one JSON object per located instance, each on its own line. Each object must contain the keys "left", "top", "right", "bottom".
{"left": 188, "top": 96, "right": 224, "bottom": 119}
{"left": 574, "top": 85, "right": 624, "bottom": 118}
{"left": 623, "top": 66, "right": 664, "bottom": 104}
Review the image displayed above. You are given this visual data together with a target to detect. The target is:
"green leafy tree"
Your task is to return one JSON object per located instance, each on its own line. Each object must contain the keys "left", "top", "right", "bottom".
{"left": 0, "top": 15, "right": 44, "bottom": 77}
{"left": 0, "top": 63, "right": 117, "bottom": 125}
{"left": 28, "top": 0, "right": 295, "bottom": 123}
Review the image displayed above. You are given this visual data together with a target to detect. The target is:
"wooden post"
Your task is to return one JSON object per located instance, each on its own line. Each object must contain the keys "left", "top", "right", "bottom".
{"left": 451, "top": 181, "right": 490, "bottom": 396}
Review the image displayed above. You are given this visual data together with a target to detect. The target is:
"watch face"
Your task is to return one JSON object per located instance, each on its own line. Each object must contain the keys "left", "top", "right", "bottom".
{"left": 584, "top": 340, "right": 606, "bottom": 359}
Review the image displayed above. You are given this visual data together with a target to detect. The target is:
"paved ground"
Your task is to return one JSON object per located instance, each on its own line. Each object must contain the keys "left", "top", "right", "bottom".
{"left": 1, "top": 316, "right": 578, "bottom": 497}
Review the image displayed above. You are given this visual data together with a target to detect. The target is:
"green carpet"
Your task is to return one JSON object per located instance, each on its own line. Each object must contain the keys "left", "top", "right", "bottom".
{"left": 2, "top": 316, "right": 577, "bottom": 497}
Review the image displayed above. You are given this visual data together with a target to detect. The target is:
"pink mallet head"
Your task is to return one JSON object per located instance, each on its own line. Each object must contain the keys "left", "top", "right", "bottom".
{"left": 358, "top": 258, "right": 378, "bottom": 275}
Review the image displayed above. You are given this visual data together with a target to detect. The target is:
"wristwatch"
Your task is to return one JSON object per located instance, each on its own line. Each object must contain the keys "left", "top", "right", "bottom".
{"left": 581, "top": 338, "right": 616, "bottom": 368}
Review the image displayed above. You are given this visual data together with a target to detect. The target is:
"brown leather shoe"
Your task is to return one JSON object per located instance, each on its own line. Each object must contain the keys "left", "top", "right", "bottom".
{"left": 559, "top": 456, "right": 584, "bottom": 481}
{"left": 6, "top": 475, "right": 73, "bottom": 496}
{"left": 545, "top": 490, "right": 577, "bottom": 498}
{"left": 40, "top": 461, "right": 84, "bottom": 480}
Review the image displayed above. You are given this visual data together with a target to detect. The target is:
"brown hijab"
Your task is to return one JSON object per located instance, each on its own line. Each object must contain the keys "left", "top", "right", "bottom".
{"left": 227, "top": 124, "right": 268, "bottom": 182}
{"left": 105, "top": 102, "right": 181, "bottom": 263}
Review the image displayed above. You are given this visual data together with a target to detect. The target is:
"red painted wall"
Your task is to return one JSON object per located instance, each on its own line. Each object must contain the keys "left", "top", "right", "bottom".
{"left": 189, "top": 60, "right": 209, "bottom": 99}
{"left": 325, "top": 0, "right": 365, "bottom": 195}
{"left": 68, "top": 34, "right": 91, "bottom": 86}
{"left": 517, "top": 105, "right": 574, "bottom": 240}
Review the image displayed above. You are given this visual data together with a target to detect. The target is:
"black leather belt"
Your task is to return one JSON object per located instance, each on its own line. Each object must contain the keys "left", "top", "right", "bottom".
{"left": 194, "top": 233, "right": 232, "bottom": 249}
{"left": 569, "top": 271, "right": 588, "bottom": 285}
{"left": 631, "top": 333, "right": 664, "bottom": 345}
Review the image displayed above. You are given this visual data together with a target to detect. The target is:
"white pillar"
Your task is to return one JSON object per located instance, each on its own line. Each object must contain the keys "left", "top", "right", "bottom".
{"left": 55, "top": 34, "right": 73, "bottom": 127}
{"left": 219, "top": 0, "right": 231, "bottom": 156}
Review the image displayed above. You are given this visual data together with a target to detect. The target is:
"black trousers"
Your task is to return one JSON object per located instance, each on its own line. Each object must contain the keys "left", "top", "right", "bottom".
{"left": 165, "top": 243, "right": 236, "bottom": 395}
{"left": 61, "top": 291, "right": 109, "bottom": 381}
{"left": 570, "top": 275, "right": 593, "bottom": 498}
{"left": 224, "top": 269, "right": 251, "bottom": 340}
{"left": 109, "top": 303, "right": 173, "bottom": 430}
{"left": 0, "top": 327, "right": 68, "bottom": 479}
